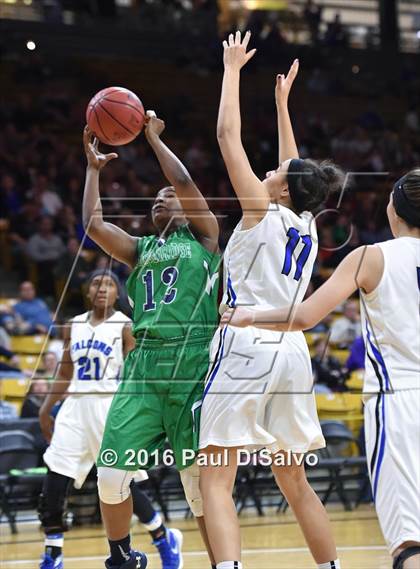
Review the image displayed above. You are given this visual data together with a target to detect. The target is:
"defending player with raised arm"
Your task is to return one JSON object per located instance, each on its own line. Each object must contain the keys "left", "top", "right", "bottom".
{"left": 222, "top": 170, "right": 420, "bottom": 569}
{"left": 37, "top": 271, "right": 180, "bottom": 569}
{"left": 199, "top": 31, "right": 345, "bottom": 569}
{"left": 82, "top": 116, "right": 220, "bottom": 569}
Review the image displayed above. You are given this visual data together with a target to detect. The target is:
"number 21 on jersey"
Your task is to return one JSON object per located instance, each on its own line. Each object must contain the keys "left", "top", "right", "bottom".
{"left": 78, "top": 356, "right": 101, "bottom": 380}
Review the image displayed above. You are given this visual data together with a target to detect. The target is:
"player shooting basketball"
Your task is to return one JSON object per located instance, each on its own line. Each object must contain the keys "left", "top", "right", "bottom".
{"left": 82, "top": 115, "right": 221, "bottom": 569}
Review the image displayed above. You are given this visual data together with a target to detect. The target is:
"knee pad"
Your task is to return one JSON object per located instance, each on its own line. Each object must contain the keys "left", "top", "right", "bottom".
{"left": 97, "top": 467, "right": 134, "bottom": 505}
{"left": 393, "top": 546, "right": 420, "bottom": 569}
{"left": 38, "top": 471, "right": 73, "bottom": 533}
{"left": 180, "top": 462, "right": 203, "bottom": 517}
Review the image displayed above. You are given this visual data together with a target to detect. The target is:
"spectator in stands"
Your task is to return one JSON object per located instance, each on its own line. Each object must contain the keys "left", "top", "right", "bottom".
{"left": 346, "top": 336, "right": 365, "bottom": 371}
{"left": 330, "top": 299, "right": 361, "bottom": 346}
{"left": 0, "top": 173, "right": 21, "bottom": 218}
{"left": 0, "top": 381, "right": 18, "bottom": 420}
{"left": 53, "top": 237, "right": 91, "bottom": 299}
{"left": 41, "top": 351, "right": 59, "bottom": 381}
{"left": 20, "top": 377, "right": 49, "bottom": 418}
{"left": 0, "top": 344, "right": 22, "bottom": 375}
{"left": 13, "top": 281, "right": 53, "bottom": 335}
{"left": 0, "top": 304, "right": 17, "bottom": 337}
{"left": 311, "top": 338, "right": 349, "bottom": 392}
{"left": 26, "top": 216, "right": 66, "bottom": 297}
{"left": 303, "top": 0, "right": 323, "bottom": 44}
{"left": 325, "top": 13, "right": 348, "bottom": 47}
{"left": 28, "top": 173, "right": 63, "bottom": 217}
{"left": 9, "top": 202, "right": 43, "bottom": 279}
{"left": 56, "top": 205, "right": 78, "bottom": 242}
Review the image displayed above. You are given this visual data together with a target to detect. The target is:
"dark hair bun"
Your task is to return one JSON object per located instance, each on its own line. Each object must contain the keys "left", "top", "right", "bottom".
{"left": 294, "top": 159, "right": 345, "bottom": 213}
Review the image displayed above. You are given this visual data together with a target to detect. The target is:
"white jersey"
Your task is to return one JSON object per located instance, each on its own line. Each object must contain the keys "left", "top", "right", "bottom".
{"left": 200, "top": 203, "right": 324, "bottom": 453}
{"left": 68, "top": 310, "right": 131, "bottom": 394}
{"left": 361, "top": 237, "right": 420, "bottom": 393}
{"left": 221, "top": 202, "right": 318, "bottom": 312}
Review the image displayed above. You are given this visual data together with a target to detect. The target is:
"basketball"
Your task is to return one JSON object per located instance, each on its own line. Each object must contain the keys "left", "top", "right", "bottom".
{"left": 86, "top": 86, "right": 145, "bottom": 146}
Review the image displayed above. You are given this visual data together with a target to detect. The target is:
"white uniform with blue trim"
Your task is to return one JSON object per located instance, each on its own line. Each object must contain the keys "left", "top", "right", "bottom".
{"left": 200, "top": 203, "right": 325, "bottom": 454}
{"left": 362, "top": 237, "right": 420, "bottom": 553}
{"left": 44, "top": 311, "right": 147, "bottom": 488}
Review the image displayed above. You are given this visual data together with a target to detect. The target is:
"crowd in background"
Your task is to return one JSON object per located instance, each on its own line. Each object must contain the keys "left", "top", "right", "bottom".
{"left": 0, "top": 36, "right": 419, "bottom": 403}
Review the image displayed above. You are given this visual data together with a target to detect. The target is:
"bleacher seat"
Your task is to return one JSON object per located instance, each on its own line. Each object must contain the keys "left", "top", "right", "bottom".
{"left": 330, "top": 348, "right": 350, "bottom": 364}
{"left": 1, "top": 378, "right": 31, "bottom": 399}
{"left": 304, "top": 332, "right": 326, "bottom": 348}
{"left": 16, "top": 354, "right": 40, "bottom": 371}
{"left": 346, "top": 370, "right": 364, "bottom": 391}
{"left": 316, "top": 392, "right": 364, "bottom": 437}
{"left": 10, "top": 335, "right": 49, "bottom": 355}
{"left": 1, "top": 378, "right": 31, "bottom": 415}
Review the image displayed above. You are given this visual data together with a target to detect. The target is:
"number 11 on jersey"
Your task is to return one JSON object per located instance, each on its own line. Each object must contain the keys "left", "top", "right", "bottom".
{"left": 282, "top": 227, "right": 313, "bottom": 281}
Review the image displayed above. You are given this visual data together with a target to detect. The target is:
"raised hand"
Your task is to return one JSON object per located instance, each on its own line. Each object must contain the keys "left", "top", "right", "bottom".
{"left": 83, "top": 126, "right": 118, "bottom": 170}
{"left": 145, "top": 110, "right": 166, "bottom": 140}
{"left": 275, "top": 59, "right": 299, "bottom": 106}
{"left": 223, "top": 30, "right": 256, "bottom": 70}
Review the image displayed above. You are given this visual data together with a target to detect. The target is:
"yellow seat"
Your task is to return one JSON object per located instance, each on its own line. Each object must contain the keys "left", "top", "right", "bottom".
{"left": 0, "top": 378, "right": 31, "bottom": 398}
{"left": 330, "top": 349, "right": 349, "bottom": 364}
{"left": 4, "top": 398, "right": 23, "bottom": 415}
{"left": 10, "top": 335, "right": 49, "bottom": 354}
{"left": 0, "top": 297, "right": 17, "bottom": 308}
{"left": 17, "top": 354, "right": 42, "bottom": 371}
{"left": 316, "top": 392, "right": 364, "bottom": 437}
{"left": 304, "top": 332, "right": 326, "bottom": 348}
{"left": 347, "top": 370, "right": 364, "bottom": 392}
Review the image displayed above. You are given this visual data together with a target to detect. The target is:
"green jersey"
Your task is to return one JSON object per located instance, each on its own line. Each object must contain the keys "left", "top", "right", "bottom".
{"left": 126, "top": 224, "right": 221, "bottom": 340}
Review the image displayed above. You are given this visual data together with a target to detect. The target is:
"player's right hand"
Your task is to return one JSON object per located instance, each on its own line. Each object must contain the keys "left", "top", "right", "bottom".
{"left": 39, "top": 409, "right": 54, "bottom": 443}
{"left": 223, "top": 30, "right": 256, "bottom": 70}
{"left": 220, "top": 307, "right": 255, "bottom": 328}
{"left": 275, "top": 59, "right": 299, "bottom": 106}
{"left": 83, "top": 126, "right": 118, "bottom": 170}
{"left": 145, "top": 110, "right": 165, "bottom": 139}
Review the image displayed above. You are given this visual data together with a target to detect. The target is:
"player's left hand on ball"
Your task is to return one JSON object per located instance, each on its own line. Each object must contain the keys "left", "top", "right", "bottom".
{"left": 145, "top": 111, "right": 165, "bottom": 138}
{"left": 83, "top": 126, "right": 118, "bottom": 170}
{"left": 220, "top": 307, "right": 255, "bottom": 328}
{"left": 223, "top": 30, "right": 256, "bottom": 70}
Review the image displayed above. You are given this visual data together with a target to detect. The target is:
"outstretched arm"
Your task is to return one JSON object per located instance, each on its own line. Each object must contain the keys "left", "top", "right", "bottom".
{"left": 221, "top": 246, "right": 384, "bottom": 331}
{"left": 217, "top": 31, "right": 270, "bottom": 224}
{"left": 38, "top": 325, "right": 72, "bottom": 443}
{"left": 82, "top": 127, "right": 138, "bottom": 268}
{"left": 275, "top": 59, "right": 300, "bottom": 163}
{"left": 145, "top": 113, "right": 219, "bottom": 251}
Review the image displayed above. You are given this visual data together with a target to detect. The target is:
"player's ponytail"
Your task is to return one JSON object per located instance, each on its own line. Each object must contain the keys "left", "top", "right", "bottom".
{"left": 393, "top": 168, "right": 420, "bottom": 228}
{"left": 287, "top": 159, "right": 345, "bottom": 214}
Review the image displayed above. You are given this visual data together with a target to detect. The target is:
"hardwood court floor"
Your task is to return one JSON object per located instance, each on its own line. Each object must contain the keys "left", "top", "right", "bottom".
{"left": 1, "top": 506, "right": 391, "bottom": 569}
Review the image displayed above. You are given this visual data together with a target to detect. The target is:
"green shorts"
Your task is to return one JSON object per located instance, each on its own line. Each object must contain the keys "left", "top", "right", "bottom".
{"left": 97, "top": 336, "right": 210, "bottom": 472}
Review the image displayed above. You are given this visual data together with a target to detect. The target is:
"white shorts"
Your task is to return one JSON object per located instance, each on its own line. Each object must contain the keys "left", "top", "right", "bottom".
{"left": 199, "top": 325, "right": 325, "bottom": 454}
{"left": 365, "top": 389, "right": 420, "bottom": 553}
{"left": 44, "top": 395, "right": 148, "bottom": 489}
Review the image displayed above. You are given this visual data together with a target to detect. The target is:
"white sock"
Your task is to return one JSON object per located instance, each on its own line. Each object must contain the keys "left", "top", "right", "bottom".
{"left": 45, "top": 533, "right": 64, "bottom": 548}
{"left": 216, "top": 563, "right": 243, "bottom": 569}
{"left": 318, "top": 561, "right": 341, "bottom": 569}
{"left": 143, "top": 512, "right": 163, "bottom": 532}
